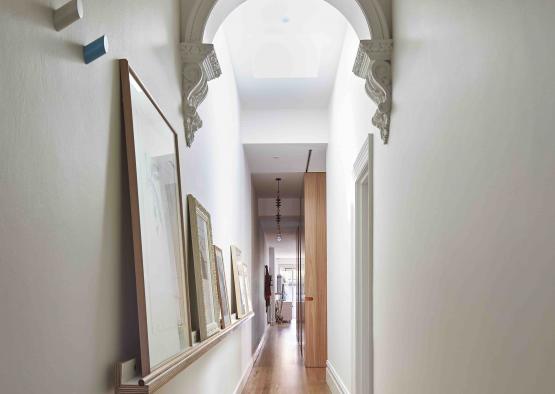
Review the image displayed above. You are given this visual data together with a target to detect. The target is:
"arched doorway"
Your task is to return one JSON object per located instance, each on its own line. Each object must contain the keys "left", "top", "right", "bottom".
{"left": 178, "top": 0, "right": 393, "bottom": 147}
{"left": 179, "top": 1, "right": 389, "bottom": 392}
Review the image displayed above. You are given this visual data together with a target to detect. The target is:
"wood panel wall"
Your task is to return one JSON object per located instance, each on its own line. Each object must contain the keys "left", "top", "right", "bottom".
{"left": 303, "top": 172, "right": 327, "bottom": 367}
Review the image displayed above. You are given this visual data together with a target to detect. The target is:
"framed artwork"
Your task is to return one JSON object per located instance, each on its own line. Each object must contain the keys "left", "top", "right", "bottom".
{"left": 213, "top": 246, "right": 232, "bottom": 328}
{"left": 231, "top": 246, "right": 252, "bottom": 318}
{"left": 120, "top": 59, "right": 191, "bottom": 377}
{"left": 187, "top": 195, "right": 221, "bottom": 340}
{"left": 243, "top": 263, "right": 252, "bottom": 313}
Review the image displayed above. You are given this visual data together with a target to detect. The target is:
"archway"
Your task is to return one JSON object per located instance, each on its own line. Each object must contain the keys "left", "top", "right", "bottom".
{"left": 178, "top": 0, "right": 394, "bottom": 146}
{"left": 201, "top": 0, "right": 386, "bottom": 42}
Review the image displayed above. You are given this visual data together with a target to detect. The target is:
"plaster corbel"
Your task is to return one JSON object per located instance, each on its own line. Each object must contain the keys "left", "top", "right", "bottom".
{"left": 181, "top": 42, "right": 221, "bottom": 146}
{"left": 353, "top": 39, "right": 393, "bottom": 144}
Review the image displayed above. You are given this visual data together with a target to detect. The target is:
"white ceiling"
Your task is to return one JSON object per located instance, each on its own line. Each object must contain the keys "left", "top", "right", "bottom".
{"left": 244, "top": 143, "right": 326, "bottom": 173}
{"left": 252, "top": 173, "right": 304, "bottom": 198}
{"left": 220, "top": 0, "right": 348, "bottom": 109}
{"left": 245, "top": 142, "right": 326, "bottom": 197}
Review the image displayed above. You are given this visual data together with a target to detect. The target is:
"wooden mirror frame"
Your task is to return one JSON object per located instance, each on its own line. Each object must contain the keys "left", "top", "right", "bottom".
{"left": 120, "top": 59, "right": 192, "bottom": 377}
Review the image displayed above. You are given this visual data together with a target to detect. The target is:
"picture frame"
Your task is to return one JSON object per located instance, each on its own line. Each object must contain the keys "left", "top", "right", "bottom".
{"left": 243, "top": 263, "right": 253, "bottom": 313}
{"left": 231, "top": 245, "right": 252, "bottom": 318}
{"left": 213, "top": 245, "right": 232, "bottom": 328}
{"left": 187, "top": 195, "right": 222, "bottom": 340}
{"left": 120, "top": 59, "right": 191, "bottom": 377}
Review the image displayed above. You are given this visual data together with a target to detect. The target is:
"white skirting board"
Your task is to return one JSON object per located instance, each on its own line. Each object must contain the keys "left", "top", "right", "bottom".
{"left": 232, "top": 325, "right": 269, "bottom": 394}
{"left": 326, "top": 360, "right": 351, "bottom": 394}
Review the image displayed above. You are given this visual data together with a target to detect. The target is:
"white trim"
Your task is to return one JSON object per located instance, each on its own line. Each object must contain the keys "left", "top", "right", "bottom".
{"left": 232, "top": 324, "right": 269, "bottom": 394}
{"left": 326, "top": 360, "right": 351, "bottom": 394}
{"left": 352, "top": 134, "right": 374, "bottom": 394}
{"left": 353, "top": 135, "right": 370, "bottom": 180}
{"left": 192, "top": 0, "right": 390, "bottom": 43}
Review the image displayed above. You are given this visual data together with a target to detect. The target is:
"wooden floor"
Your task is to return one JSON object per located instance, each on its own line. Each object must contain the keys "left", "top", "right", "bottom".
{"left": 243, "top": 321, "right": 330, "bottom": 394}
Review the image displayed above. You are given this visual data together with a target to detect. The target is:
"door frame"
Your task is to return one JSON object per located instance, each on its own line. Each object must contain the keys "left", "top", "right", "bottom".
{"left": 352, "top": 134, "right": 373, "bottom": 393}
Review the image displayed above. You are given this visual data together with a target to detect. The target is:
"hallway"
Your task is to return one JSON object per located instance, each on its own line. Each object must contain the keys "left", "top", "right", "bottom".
{"left": 2, "top": 0, "right": 555, "bottom": 393}
{"left": 243, "top": 323, "right": 330, "bottom": 394}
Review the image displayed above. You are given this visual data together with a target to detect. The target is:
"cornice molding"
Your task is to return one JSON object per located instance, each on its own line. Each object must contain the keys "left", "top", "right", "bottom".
{"left": 180, "top": 42, "right": 222, "bottom": 146}
{"left": 353, "top": 39, "right": 393, "bottom": 144}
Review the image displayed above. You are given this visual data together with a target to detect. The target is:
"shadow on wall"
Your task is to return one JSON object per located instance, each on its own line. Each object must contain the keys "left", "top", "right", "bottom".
{"left": 97, "top": 60, "right": 140, "bottom": 391}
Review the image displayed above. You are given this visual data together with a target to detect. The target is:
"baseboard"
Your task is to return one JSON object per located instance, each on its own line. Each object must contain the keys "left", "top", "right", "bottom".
{"left": 232, "top": 324, "right": 269, "bottom": 394}
{"left": 326, "top": 360, "right": 351, "bottom": 394}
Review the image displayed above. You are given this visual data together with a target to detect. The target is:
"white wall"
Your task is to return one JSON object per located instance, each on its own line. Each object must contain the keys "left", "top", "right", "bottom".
{"left": 0, "top": 1, "right": 262, "bottom": 393}
{"left": 373, "top": 1, "right": 555, "bottom": 393}
{"left": 252, "top": 221, "right": 269, "bottom": 347}
{"left": 326, "top": 25, "right": 374, "bottom": 392}
{"left": 158, "top": 30, "right": 260, "bottom": 394}
{"left": 329, "top": 2, "right": 555, "bottom": 393}
{"left": 241, "top": 109, "right": 329, "bottom": 143}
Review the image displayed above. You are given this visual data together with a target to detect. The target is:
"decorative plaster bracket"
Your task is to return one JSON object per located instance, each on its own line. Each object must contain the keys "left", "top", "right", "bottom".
{"left": 353, "top": 39, "right": 393, "bottom": 144}
{"left": 181, "top": 42, "right": 222, "bottom": 147}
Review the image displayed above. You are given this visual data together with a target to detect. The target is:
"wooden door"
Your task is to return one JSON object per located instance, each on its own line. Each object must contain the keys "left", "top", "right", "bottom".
{"left": 297, "top": 189, "right": 305, "bottom": 354}
{"left": 303, "top": 172, "right": 327, "bottom": 367}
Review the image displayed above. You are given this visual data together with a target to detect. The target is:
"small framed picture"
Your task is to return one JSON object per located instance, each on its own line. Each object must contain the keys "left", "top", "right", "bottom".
{"left": 213, "top": 245, "right": 232, "bottom": 328}
{"left": 188, "top": 195, "right": 222, "bottom": 340}
{"left": 231, "top": 245, "right": 252, "bottom": 318}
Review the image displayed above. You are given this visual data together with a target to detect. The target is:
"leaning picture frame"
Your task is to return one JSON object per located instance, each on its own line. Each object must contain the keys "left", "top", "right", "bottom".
{"left": 243, "top": 263, "right": 253, "bottom": 314}
{"left": 120, "top": 59, "right": 191, "bottom": 377}
{"left": 187, "top": 195, "right": 222, "bottom": 340}
{"left": 231, "top": 245, "right": 245, "bottom": 318}
{"left": 213, "top": 245, "right": 232, "bottom": 328}
{"left": 231, "top": 245, "right": 252, "bottom": 318}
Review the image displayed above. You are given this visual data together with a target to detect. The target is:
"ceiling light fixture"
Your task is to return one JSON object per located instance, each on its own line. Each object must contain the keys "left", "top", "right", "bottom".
{"left": 275, "top": 177, "right": 282, "bottom": 242}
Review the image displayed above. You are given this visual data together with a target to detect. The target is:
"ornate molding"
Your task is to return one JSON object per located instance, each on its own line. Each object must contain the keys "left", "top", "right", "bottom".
{"left": 181, "top": 42, "right": 222, "bottom": 147}
{"left": 353, "top": 39, "right": 393, "bottom": 144}
{"left": 179, "top": 1, "right": 391, "bottom": 147}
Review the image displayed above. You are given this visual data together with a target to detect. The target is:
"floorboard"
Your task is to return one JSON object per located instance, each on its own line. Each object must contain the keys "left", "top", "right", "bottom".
{"left": 242, "top": 321, "right": 330, "bottom": 394}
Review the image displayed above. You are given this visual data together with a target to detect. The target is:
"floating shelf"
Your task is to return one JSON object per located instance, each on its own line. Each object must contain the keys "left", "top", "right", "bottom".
{"left": 115, "top": 312, "right": 254, "bottom": 394}
{"left": 84, "top": 35, "right": 108, "bottom": 64}
{"left": 53, "top": 0, "right": 83, "bottom": 31}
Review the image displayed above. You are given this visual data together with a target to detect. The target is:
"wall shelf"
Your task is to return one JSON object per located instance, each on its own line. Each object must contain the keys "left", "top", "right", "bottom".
{"left": 115, "top": 312, "right": 254, "bottom": 394}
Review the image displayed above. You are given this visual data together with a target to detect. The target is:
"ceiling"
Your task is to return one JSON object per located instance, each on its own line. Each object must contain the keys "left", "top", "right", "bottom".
{"left": 220, "top": 0, "right": 348, "bottom": 109}
{"left": 245, "top": 143, "right": 326, "bottom": 197}
{"left": 252, "top": 172, "right": 304, "bottom": 198}
{"left": 244, "top": 143, "right": 326, "bottom": 173}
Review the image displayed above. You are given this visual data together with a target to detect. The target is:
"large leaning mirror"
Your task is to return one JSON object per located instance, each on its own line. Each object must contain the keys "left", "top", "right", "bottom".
{"left": 120, "top": 59, "right": 191, "bottom": 377}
